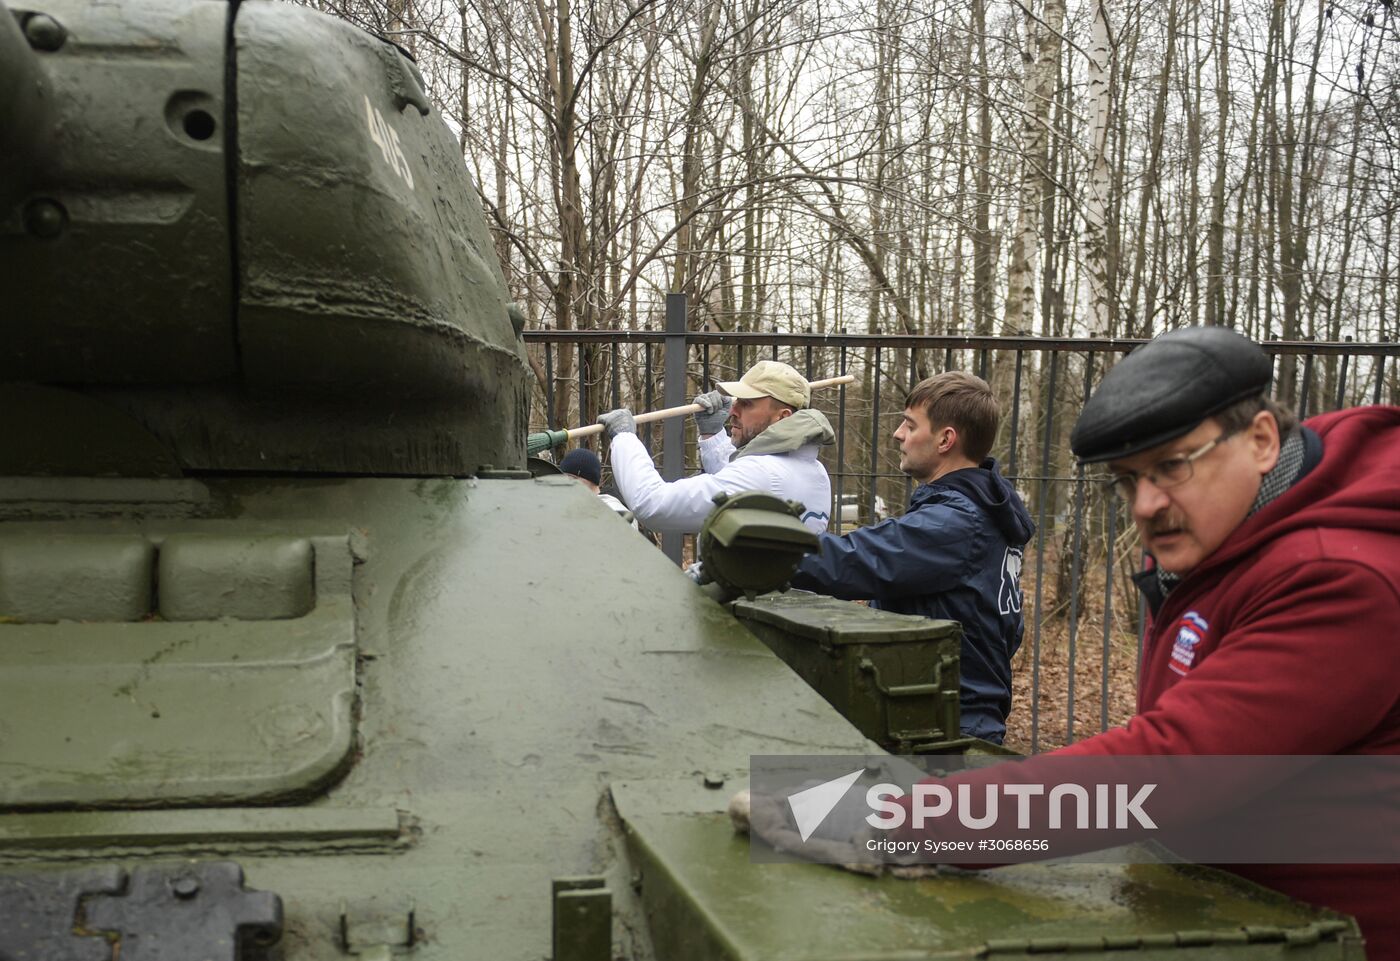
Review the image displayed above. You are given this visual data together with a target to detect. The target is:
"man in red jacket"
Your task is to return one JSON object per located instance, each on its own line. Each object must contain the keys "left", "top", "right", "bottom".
{"left": 1060, "top": 327, "right": 1400, "bottom": 956}
{"left": 812, "top": 328, "right": 1400, "bottom": 954}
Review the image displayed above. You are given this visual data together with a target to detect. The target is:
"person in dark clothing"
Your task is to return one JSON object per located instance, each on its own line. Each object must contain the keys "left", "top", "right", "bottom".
{"left": 789, "top": 371, "right": 1035, "bottom": 744}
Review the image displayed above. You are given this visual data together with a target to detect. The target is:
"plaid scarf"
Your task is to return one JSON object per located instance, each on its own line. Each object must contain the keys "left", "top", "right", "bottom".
{"left": 1157, "top": 428, "right": 1305, "bottom": 597}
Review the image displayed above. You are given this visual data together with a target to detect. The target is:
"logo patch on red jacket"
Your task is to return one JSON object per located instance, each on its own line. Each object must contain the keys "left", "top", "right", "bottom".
{"left": 1169, "top": 611, "right": 1209, "bottom": 676}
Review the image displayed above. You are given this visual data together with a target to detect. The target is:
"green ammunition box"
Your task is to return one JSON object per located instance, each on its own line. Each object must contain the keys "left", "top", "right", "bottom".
{"left": 733, "top": 591, "right": 963, "bottom": 753}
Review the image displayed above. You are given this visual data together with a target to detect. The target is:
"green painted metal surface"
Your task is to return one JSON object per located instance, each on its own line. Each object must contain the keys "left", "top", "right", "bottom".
{"left": 735, "top": 593, "right": 964, "bottom": 752}
{"left": 616, "top": 800, "right": 1356, "bottom": 961}
{"left": 0, "top": 533, "right": 357, "bottom": 807}
{"left": 610, "top": 779, "right": 1360, "bottom": 960}
{"left": 0, "top": 475, "right": 877, "bottom": 956}
{"left": 233, "top": 1, "right": 527, "bottom": 427}
{"left": 0, "top": 0, "right": 1368, "bottom": 955}
{"left": 0, "top": 808, "right": 403, "bottom": 857}
{"left": 699, "top": 492, "right": 820, "bottom": 599}
{"left": 1, "top": 0, "right": 233, "bottom": 385}
{"left": 0, "top": 0, "right": 529, "bottom": 476}
{"left": 0, "top": 4, "right": 50, "bottom": 215}
{"left": 0, "top": 475, "right": 1363, "bottom": 957}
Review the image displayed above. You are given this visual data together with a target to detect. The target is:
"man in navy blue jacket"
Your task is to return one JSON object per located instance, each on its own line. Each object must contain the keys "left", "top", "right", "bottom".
{"left": 789, "top": 372, "right": 1035, "bottom": 744}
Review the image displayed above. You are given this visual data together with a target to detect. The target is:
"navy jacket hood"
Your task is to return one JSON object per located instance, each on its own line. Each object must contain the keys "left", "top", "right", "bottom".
{"left": 925, "top": 459, "right": 1036, "bottom": 545}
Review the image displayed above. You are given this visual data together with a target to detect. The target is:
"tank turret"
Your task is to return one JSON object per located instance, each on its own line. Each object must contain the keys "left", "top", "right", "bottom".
{"left": 1, "top": 0, "right": 528, "bottom": 477}
{"left": 0, "top": 2, "right": 1364, "bottom": 958}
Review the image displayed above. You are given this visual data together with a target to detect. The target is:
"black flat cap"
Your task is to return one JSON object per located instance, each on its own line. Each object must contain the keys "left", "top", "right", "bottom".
{"left": 1070, "top": 326, "right": 1272, "bottom": 464}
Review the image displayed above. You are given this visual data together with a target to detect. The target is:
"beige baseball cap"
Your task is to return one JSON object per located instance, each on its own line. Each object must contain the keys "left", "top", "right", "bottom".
{"left": 717, "top": 360, "right": 810, "bottom": 409}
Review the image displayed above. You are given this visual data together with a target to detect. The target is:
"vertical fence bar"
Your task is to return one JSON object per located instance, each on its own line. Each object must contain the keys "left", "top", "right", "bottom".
{"left": 1030, "top": 351, "right": 1059, "bottom": 753}
{"left": 805, "top": 334, "right": 814, "bottom": 379}
{"left": 944, "top": 345, "right": 953, "bottom": 372}
{"left": 611, "top": 344, "right": 621, "bottom": 412}
{"left": 737, "top": 344, "right": 746, "bottom": 379}
{"left": 869, "top": 345, "right": 882, "bottom": 525}
{"left": 577, "top": 343, "right": 586, "bottom": 428}
{"left": 905, "top": 347, "right": 918, "bottom": 504}
{"left": 1335, "top": 337, "right": 1352, "bottom": 410}
{"left": 643, "top": 329, "right": 655, "bottom": 454}
{"left": 1064, "top": 354, "right": 1094, "bottom": 744}
{"left": 978, "top": 348, "right": 989, "bottom": 380}
{"left": 1136, "top": 550, "right": 1147, "bottom": 674}
{"left": 1376, "top": 347, "right": 1389, "bottom": 404}
{"left": 1299, "top": 352, "right": 1315, "bottom": 419}
{"left": 543, "top": 330, "right": 556, "bottom": 430}
{"left": 661, "top": 295, "right": 687, "bottom": 564}
{"left": 772, "top": 340, "right": 780, "bottom": 362}
{"left": 835, "top": 339, "right": 848, "bottom": 534}
{"left": 1007, "top": 351, "right": 1024, "bottom": 479}
{"left": 702, "top": 343, "right": 711, "bottom": 391}
{"left": 1100, "top": 500, "right": 1117, "bottom": 733}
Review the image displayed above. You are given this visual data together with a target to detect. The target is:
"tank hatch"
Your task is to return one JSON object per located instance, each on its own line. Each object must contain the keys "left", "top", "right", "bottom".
{"left": 0, "top": 531, "right": 357, "bottom": 808}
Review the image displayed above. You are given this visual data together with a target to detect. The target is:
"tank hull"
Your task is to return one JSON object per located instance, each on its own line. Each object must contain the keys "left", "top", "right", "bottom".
{"left": 0, "top": 475, "right": 1360, "bottom": 958}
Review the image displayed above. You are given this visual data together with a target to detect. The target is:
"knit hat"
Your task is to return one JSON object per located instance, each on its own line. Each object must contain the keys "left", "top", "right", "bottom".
{"left": 558, "top": 447, "right": 602, "bottom": 485}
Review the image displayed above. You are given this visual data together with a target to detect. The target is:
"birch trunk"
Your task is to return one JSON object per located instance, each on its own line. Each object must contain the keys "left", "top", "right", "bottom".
{"left": 1082, "top": 0, "right": 1115, "bottom": 337}
{"left": 1003, "top": 0, "right": 1066, "bottom": 336}
{"left": 972, "top": 0, "right": 995, "bottom": 335}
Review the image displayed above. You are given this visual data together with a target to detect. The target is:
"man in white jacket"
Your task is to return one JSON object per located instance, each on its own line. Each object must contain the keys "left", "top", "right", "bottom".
{"left": 597, "top": 361, "right": 835, "bottom": 534}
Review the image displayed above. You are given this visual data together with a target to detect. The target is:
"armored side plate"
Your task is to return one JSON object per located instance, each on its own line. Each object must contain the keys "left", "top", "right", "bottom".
{"left": 0, "top": 531, "right": 357, "bottom": 807}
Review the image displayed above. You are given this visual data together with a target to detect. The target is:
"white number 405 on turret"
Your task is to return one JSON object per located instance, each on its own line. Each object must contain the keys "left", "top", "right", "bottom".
{"left": 364, "top": 95, "right": 415, "bottom": 189}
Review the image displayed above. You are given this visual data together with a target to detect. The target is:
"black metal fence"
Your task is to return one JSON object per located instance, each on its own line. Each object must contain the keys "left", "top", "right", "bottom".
{"left": 524, "top": 309, "right": 1396, "bottom": 752}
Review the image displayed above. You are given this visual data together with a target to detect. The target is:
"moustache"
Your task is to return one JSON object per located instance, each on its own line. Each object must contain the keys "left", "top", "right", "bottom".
{"left": 1146, "top": 512, "right": 1189, "bottom": 536}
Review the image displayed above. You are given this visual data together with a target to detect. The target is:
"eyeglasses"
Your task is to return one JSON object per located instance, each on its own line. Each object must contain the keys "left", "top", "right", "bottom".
{"left": 1105, "top": 431, "right": 1237, "bottom": 501}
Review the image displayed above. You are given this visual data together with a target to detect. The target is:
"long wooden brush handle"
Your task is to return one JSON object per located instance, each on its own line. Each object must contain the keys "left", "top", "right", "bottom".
{"left": 566, "top": 373, "right": 855, "bottom": 439}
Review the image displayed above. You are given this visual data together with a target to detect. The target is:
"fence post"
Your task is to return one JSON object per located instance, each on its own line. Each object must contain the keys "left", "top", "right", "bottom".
{"left": 662, "top": 294, "right": 687, "bottom": 564}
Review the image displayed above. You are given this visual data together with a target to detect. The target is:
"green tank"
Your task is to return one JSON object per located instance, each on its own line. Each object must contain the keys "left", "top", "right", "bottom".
{"left": 0, "top": 1, "right": 1364, "bottom": 957}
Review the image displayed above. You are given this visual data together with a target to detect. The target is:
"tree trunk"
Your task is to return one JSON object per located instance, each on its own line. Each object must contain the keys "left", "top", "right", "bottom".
{"left": 1082, "top": 0, "right": 1115, "bottom": 337}
{"left": 1204, "top": 0, "right": 1231, "bottom": 326}
{"left": 972, "top": 0, "right": 996, "bottom": 335}
{"left": 1004, "top": 0, "right": 1065, "bottom": 338}
{"left": 671, "top": 0, "right": 724, "bottom": 295}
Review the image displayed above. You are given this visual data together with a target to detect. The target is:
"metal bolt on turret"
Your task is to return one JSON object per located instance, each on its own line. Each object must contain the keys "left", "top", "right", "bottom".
{"left": 171, "top": 876, "right": 200, "bottom": 899}
{"left": 23, "top": 13, "right": 66, "bottom": 50}
{"left": 23, "top": 200, "right": 67, "bottom": 238}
